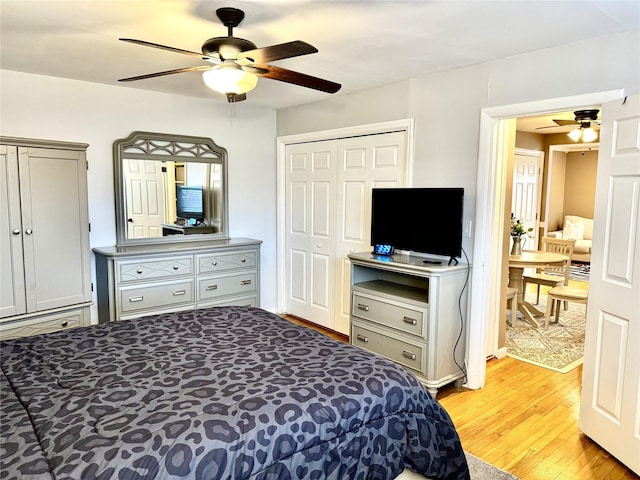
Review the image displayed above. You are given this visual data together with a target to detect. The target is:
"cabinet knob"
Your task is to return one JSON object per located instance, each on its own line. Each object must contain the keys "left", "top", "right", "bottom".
{"left": 61, "top": 321, "right": 68, "bottom": 327}
{"left": 137, "top": 268, "right": 143, "bottom": 274}
{"left": 25, "top": 229, "right": 33, "bottom": 235}
{"left": 357, "top": 303, "right": 370, "bottom": 312}
{"left": 12, "top": 229, "right": 21, "bottom": 235}
{"left": 402, "top": 350, "right": 417, "bottom": 361}
{"left": 356, "top": 334, "right": 369, "bottom": 343}
{"left": 212, "top": 261, "right": 218, "bottom": 266}
{"left": 241, "top": 257, "right": 246, "bottom": 262}
{"left": 173, "top": 265, "right": 179, "bottom": 270}
{"left": 403, "top": 317, "right": 418, "bottom": 326}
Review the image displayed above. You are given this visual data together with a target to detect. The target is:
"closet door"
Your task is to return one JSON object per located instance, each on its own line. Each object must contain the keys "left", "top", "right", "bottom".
{"left": 285, "top": 140, "right": 338, "bottom": 328}
{"left": 18, "top": 146, "right": 91, "bottom": 312}
{"left": 284, "top": 131, "right": 408, "bottom": 334}
{"left": 0, "top": 145, "right": 26, "bottom": 318}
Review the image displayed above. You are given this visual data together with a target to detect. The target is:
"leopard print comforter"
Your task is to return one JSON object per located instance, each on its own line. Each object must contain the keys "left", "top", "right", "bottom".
{"left": 0, "top": 306, "right": 469, "bottom": 479}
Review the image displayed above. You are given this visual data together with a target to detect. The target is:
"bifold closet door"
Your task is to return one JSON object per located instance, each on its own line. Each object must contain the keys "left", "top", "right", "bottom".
{"left": 284, "top": 131, "right": 407, "bottom": 334}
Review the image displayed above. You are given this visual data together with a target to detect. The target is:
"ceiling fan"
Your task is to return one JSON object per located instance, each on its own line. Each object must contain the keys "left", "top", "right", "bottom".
{"left": 536, "top": 109, "right": 600, "bottom": 130}
{"left": 118, "top": 7, "right": 341, "bottom": 102}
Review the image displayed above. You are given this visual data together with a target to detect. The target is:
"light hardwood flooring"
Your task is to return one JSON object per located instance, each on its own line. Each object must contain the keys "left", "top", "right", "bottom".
{"left": 281, "top": 279, "right": 638, "bottom": 479}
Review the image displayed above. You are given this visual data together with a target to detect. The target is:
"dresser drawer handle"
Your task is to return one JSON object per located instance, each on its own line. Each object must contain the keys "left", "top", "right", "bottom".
{"left": 61, "top": 321, "right": 68, "bottom": 327}
{"left": 129, "top": 296, "right": 144, "bottom": 302}
{"left": 136, "top": 269, "right": 143, "bottom": 274}
{"left": 173, "top": 290, "right": 186, "bottom": 296}
{"left": 403, "top": 316, "right": 418, "bottom": 326}
{"left": 357, "top": 303, "right": 370, "bottom": 312}
{"left": 241, "top": 280, "right": 252, "bottom": 285}
{"left": 206, "top": 285, "right": 218, "bottom": 291}
{"left": 356, "top": 334, "right": 369, "bottom": 343}
{"left": 402, "top": 350, "right": 417, "bottom": 361}
{"left": 241, "top": 257, "right": 246, "bottom": 263}
{"left": 173, "top": 265, "right": 179, "bottom": 270}
{"left": 211, "top": 261, "right": 218, "bottom": 266}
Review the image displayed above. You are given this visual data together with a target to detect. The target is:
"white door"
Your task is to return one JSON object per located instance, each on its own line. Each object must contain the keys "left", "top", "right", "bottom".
{"left": 124, "top": 159, "right": 166, "bottom": 238}
{"left": 511, "top": 149, "right": 543, "bottom": 250}
{"left": 0, "top": 145, "right": 26, "bottom": 318}
{"left": 285, "top": 132, "right": 408, "bottom": 333}
{"left": 333, "top": 132, "right": 407, "bottom": 333}
{"left": 579, "top": 94, "right": 640, "bottom": 475}
{"left": 285, "top": 140, "right": 337, "bottom": 328}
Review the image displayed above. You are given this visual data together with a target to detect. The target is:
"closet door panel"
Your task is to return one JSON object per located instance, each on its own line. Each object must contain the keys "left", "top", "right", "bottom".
{"left": 0, "top": 145, "right": 26, "bottom": 318}
{"left": 19, "top": 147, "right": 91, "bottom": 312}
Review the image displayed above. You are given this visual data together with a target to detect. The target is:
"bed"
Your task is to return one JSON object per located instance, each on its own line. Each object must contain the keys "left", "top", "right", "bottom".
{"left": 0, "top": 306, "right": 469, "bottom": 480}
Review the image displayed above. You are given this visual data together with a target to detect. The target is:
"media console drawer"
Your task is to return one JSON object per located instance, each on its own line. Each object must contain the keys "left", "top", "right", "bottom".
{"left": 351, "top": 324, "right": 425, "bottom": 373}
{"left": 352, "top": 292, "right": 426, "bottom": 337}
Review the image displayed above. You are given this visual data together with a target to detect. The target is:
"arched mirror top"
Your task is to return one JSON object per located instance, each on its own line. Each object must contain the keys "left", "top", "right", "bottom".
{"left": 114, "top": 131, "right": 229, "bottom": 247}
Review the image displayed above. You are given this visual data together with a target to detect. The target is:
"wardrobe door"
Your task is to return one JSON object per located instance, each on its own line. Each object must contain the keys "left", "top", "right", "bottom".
{"left": 0, "top": 145, "right": 26, "bottom": 318}
{"left": 18, "top": 146, "right": 91, "bottom": 312}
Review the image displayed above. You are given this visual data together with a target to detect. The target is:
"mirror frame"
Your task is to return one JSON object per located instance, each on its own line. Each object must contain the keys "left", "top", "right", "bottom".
{"left": 114, "top": 131, "right": 229, "bottom": 247}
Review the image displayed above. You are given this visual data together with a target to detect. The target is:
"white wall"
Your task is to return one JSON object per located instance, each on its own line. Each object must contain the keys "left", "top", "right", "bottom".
{"left": 0, "top": 71, "right": 278, "bottom": 322}
{"left": 277, "top": 30, "right": 640, "bottom": 260}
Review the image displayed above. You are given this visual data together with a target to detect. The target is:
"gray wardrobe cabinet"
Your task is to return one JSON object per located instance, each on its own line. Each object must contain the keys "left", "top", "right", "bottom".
{"left": 0, "top": 137, "right": 92, "bottom": 339}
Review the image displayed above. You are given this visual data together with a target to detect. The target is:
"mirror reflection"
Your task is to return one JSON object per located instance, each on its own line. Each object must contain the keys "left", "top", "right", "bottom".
{"left": 114, "top": 132, "right": 228, "bottom": 247}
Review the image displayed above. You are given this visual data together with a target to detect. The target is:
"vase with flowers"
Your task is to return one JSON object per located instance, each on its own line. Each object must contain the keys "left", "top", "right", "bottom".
{"left": 510, "top": 217, "right": 533, "bottom": 255}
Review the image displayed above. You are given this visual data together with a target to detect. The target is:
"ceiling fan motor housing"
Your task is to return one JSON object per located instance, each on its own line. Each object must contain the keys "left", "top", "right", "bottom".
{"left": 202, "top": 37, "right": 257, "bottom": 58}
{"left": 574, "top": 109, "right": 599, "bottom": 122}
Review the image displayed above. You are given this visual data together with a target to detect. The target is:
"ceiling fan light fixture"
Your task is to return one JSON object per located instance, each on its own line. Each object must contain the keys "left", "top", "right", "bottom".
{"left": 568, "top": 128, "right": 583, "bottom": 142}
{"left": 582, "top": 127, "right": 598, "bottom": 142}
{"left": 202, "top": 63, "right": 257, "bottom": 95}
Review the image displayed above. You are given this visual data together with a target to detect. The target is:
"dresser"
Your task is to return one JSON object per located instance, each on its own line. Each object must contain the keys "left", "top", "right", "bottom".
{"left": 93, "top": 238, "right": 261, "bottom": 323}
{"left": 348, "top": 252, "right": 470, "bottom": 396}
{"left": 1, "top": 137, "right": 92, "bottom": 340}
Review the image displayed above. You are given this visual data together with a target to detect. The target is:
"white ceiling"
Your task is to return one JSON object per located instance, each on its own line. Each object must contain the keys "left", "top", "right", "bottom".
{"left": 1, "top": 0, "right": 638, "bottom": 114}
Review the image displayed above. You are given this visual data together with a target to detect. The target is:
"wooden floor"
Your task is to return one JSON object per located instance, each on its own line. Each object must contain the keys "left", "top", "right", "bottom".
{"left": 281, "top": 308, "right": 638, "bottom": 480}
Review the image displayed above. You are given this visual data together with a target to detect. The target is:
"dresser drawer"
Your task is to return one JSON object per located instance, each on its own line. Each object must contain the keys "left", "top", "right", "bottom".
{"left": 198, "top": 272, "right": 257, "bottom": 300}
{"left": 352, "top": 293, "right": 426, "bottom": 337}
{"left": 117, "top": 256, "right": 194, "bottom": 283}
{"left": 197, "top": 250, "right": 258, "bottom": 274}
{"left": 119, "top": 279, "right": 195, "bottom": 313}
{"left": 351, "top": 324, "right": 425, "bottom": 373}
{"left": 198, "top": 294, "right": 258, "bottom": 309}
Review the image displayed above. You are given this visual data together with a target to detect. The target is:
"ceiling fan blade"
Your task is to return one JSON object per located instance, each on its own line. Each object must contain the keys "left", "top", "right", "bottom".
{"left": 120, "top": 38, "right": 220, "bottom": 62}
{"left": 118, "top": 65, "right": 212, "bottom": 82}
{"left": 238, "top": 40, "right": 318, "bottom": 64}
{"left": 553, "top": 119, "right": 580, "bottom": 126}
{"left": 254, "top": 65, "right": 341, "bottom": 93}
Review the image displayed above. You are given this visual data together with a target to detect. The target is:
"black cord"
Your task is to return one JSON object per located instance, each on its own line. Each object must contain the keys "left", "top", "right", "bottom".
{"left": 452, "top": 247, "right": 471, "bottom": 385}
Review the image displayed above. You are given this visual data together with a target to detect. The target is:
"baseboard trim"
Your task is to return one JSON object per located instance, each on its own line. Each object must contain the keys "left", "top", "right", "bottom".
{"left": 495, "top": 346, "right": 508, "bottom": 359}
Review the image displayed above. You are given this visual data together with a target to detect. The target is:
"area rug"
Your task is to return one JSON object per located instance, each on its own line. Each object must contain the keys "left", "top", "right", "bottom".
{"left": 400, "top": 452, "right": 519, "bottom": 479}
{"left": 505, "top": 296, "right": 586, "bottom": 373}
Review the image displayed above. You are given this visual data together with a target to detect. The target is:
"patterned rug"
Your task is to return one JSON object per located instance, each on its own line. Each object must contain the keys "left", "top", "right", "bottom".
{"left": 505, "top": 296, "right": 586, "bottom": 373}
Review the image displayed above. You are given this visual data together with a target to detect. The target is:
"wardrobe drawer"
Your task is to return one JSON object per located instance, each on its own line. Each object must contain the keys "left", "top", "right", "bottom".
{"left": 351, "top": 324, "right": 425, "bottom": 374}
{"left": 352, "top": 293, "right": 425, "bottom": 337}
{"left": 198, "top": 271, "right": 257, "bottom": 301}
{"left": 119, "top": 279, "right": 195, "bottom": 313}
{"left": 197, "top": 250, "right": 258, "bottom": 274}
{"left": 0, "top": 308, "right": 88, "bottom": 340}
{"left": 117, "top": 256, "right": 194, "bottom": 283}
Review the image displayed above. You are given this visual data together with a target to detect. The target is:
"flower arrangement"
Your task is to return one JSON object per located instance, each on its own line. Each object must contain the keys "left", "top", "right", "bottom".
{"left": 510, "top": 218, "right": 533, "bottom": 239}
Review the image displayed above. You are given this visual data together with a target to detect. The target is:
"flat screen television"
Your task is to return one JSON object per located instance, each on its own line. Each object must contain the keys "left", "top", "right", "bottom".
{"left": 176, "top": 185, "right": 204, "bottom": 221}
{"left": 370, "top": 187, "right": 464, "bottom": 259}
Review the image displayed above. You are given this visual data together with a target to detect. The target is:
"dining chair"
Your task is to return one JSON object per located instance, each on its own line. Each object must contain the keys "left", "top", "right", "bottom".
{"left": 544, "top": 285, "right": 588, "bottom": 329}
{"left": 523, "top": 237, "right": 576, "bottom": 307}
{"left": 506, "top": 287, "right": 518, "bottom": 327}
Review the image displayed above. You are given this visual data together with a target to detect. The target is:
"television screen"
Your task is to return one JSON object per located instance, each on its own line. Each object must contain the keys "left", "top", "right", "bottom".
{"left": 176, "top": 185, "right": 204, "bottom": 220}
{"left": 371, "top": 187, "right": 464, "bottom": 258}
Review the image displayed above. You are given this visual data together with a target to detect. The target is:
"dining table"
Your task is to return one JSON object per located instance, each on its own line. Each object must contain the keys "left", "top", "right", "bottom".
{"left": 508, "top": 250, "right": 569, "bottom": 327}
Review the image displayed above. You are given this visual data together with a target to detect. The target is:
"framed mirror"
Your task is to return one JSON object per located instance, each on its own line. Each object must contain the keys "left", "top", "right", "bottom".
{"left": 113, "top": 131, "right": 229, "bottom": 246}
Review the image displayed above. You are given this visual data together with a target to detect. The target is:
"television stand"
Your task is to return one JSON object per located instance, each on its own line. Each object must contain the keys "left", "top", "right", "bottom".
{"left": 348, "top": 252, "right": 470, "bottom": 396}
{"left": 161, "top": 223, "right": 215, "bottom": 236}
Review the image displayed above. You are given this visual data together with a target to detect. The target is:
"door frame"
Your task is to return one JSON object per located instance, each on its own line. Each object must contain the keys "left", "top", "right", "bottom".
{"left": 467, "top": 89, "right": 624, "bottom": 390}
{"left": 275, "top": 118, "right": 415, "bottom": 314}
